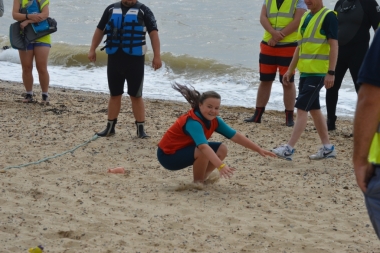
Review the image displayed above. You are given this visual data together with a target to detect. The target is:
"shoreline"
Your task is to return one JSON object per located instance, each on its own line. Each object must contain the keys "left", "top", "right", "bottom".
{"left": 0, "top": 79, "right": 356, "bottom": 120}
{"left": 1, "top": 80, "right": 377, "bottom": 252}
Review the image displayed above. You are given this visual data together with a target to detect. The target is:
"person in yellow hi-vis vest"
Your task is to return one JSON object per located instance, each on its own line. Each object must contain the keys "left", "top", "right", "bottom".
{"left": 271, "top": 0, "right": 338, "bottom": 161}
{"left": 354, "top": 29, "right": 380, "bottom": 239}
{"left": 12, "top": 0, "right": 51, "bottom": 105}
{"left": 244, "top": 0, "right": 306, "bottom": 126}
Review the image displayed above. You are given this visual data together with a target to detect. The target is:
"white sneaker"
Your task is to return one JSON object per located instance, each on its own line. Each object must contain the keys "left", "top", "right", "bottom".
{"left": 272, "top": 144, "right": 294, "bottom": 161}
{"left": 309, "top": 145, "right": 337, "bottom": 160}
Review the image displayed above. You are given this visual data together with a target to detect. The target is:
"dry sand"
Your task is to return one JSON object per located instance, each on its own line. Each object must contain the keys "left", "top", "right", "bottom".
{"left": 0, "top": 80, "right": 379, "bottom": 252}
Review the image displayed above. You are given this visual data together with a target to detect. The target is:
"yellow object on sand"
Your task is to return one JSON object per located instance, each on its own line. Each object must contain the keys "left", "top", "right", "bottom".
{"left": 28, "top": 245, "right": 44, "bottom": 253}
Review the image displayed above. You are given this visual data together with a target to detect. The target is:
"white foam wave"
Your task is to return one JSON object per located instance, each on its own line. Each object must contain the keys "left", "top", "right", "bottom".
{"left": 0, "top": 58, "right": 357, "bottom": 117}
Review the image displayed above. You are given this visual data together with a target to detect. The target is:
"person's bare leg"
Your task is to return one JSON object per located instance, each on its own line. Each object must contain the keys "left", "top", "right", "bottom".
{"left": 130, "top": 96, "right": 145, "bottom": 122}
{"left": 193, "top": 147, "right": 210, "bottom": 183}
{"left": 256, "top": 81, "right": 273, "bottom": 107}
{"left": 283, "top": 82, "right": 296, "bottom": 110}
{"left": 18, "top": 49, "right": 34, "bottom": 92}
{"left": 245, "top": 81, "right": 273, "bottom": 122}
{"left": 130, "top": 96, "right": 150, "bottom": 138}
{"left": 34, "top": 46, "right": 50, "bottom": 93}
{"left": 288, "top": 109, "right": 308, "bottom": 147}
{"left": 96, "top": 95, "right": 122, "bottom": 136}
{"left": 310, "top": 109, "right": 330, "bottom": 145}
{"left": 108, "top": 95, "right": 122, "bottom": 120}
{"left": 204, "top": 144, "right": 228, "bottom": 179}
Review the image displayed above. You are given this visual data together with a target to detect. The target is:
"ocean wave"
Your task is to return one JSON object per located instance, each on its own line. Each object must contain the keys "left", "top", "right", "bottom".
{"left": 0, "top": 39, "right": 251, "bottom": 77}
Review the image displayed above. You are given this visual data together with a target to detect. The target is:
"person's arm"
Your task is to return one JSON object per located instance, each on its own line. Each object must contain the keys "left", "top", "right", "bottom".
{"left": 283, "top": 46, "right": 300, "bottom": 85}
{"left": 260, "top": 4, "right": 284, "bottom": 46}
{"left": 0, "top": 0, "right": 4, "bottom": 17}
{"left": 185, "top": 119, "right": 235, "bottom": 178}
{"left": 197, "top": 144, "right": 235, "bottom": 179}
{"left": 280, "top": 8, "right": 306, "bottom": 38}
{"left": 324, "top": 38, "right": 338, "bottom": 89}
{"left": 230, "top": 132, "right": 277, "bottom": 157}
{"left": 12, "top": 0, "right": 26, "bottom": 21}
{"left": 322, "top": 12, "right": 338, "bottom": 89}
{"left": 353, "top": 83, "right": 380, "bottom": 192}
{"left": 148, "top": 30, "right": 162, "bottom": 70}
{"left": 88, "top": 28, "right": 105, "bottom": 62}
{"left": 36, "top": 2, "right": 49, "bottom": 20}
{"left": 88, "top": 6, "right": 110, "bottom": 62}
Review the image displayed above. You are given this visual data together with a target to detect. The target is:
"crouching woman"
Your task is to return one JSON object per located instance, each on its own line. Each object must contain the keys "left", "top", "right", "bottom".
{"left": 157, "top": 83, "right": 276, "bottom": 184}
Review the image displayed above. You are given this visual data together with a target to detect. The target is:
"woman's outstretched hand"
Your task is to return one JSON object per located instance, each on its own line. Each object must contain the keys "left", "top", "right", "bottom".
{"left": 219, "top": 166, "right": 236, "bottom": 179}
{"left": 258, "top": 149, "right": 277, "bottom": 158}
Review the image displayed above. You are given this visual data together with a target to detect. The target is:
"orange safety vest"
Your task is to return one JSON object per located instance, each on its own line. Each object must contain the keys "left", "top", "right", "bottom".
{"left": 158, "top": 109, "right": 219, "bottom": 154}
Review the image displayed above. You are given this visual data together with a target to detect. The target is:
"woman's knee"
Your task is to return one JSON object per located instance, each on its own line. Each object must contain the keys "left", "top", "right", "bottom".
{"left": 21, "top": 61, "right": 33, "bottom": 73}
{"left": 36, "top": 65, "right": 49, "bottom": 75}
{"left": 217, "top": 143, "right": 228, "bottom": 159}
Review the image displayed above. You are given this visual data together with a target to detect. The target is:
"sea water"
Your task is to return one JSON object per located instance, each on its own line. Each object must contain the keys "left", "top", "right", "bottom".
{"left": 0, "top": 0, "right": 374, "bottom": 117}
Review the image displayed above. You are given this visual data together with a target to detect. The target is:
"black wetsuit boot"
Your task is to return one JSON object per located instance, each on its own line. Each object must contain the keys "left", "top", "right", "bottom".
{"left": 97, "top": 119, "right": 117, "bottom": 137}
{"left": 136, "top": 121, "right": 150, "bottom": 139}
{"left": 285, "top": 110, "right": 294, "bottom": 127}
{"left": 244, "top": 107, "right": 265, "bottom": 123}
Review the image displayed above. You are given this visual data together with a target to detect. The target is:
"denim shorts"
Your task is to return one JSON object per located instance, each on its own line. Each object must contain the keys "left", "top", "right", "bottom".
{"left": 26, "top": 42, "right": 51, "bottom": 50}
{"left": 157, "top": 142, "right": 222, "bottom": 171}
{"left": 364, "top": 165, "right": 380, "bottom": 239}
{"left": 295, "top": 76, "right": 325, "bottom": 111}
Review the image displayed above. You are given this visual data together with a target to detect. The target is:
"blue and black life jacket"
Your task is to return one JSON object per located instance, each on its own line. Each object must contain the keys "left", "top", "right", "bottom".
{"left": 22, "top": 0, "right": 50, "bottom": 33}
{"left": 101, "top": 1, "right": 147, "bottom": 56}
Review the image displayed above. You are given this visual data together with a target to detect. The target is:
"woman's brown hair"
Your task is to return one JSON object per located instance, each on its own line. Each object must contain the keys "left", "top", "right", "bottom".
{"left": 172, "top": 82, "right": 221, "bottom": 109}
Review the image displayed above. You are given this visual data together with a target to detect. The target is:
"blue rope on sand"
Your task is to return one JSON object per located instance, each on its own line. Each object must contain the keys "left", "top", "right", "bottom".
{"left": 2, "top": 134, "right": 99, "bottom": 171}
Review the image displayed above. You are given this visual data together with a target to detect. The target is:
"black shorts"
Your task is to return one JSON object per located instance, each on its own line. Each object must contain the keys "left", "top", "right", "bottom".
{"left": 295, "top": 76, "right": 325, "bottom": 111}
{"left": 157, "top": 142, "right": 222, "bottom": 171}
{"left": 107, "top": 51, "right": 145, "bottom": 97}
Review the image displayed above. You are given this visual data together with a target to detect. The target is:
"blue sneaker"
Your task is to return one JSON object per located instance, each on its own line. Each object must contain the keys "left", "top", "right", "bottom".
{"left": 272, "top": 144, "right": 294, "bottom": 161}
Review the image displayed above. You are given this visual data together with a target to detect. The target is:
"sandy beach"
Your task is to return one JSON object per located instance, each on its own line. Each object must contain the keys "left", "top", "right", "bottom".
{"left": 0, "top": 80, "right": 379, "bottom": 252}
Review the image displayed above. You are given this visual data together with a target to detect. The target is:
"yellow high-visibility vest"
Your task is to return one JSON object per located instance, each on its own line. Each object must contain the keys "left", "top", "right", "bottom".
{"left": 369, "top": 122, "right": 380, "bottom": 165}
{"left": 297, "top": 7, "right": 333, "bottom": 73}
{"left": 263, "top": 0, "right": 299, "bottom": 44}
{"left": 20, "top": 0, "right": 51, "bottom": 44}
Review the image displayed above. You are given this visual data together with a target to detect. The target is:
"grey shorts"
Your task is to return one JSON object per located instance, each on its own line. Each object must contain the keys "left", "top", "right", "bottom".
{"left": 364, "top": 165, "right": 380, "bottom": 239}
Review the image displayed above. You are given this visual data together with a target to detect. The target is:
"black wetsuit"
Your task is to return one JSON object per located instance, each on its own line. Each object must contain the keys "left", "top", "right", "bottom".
{"left": 326, "top": 0, "right": 380, "bottom": 120}
{"left": 97, "top": 2, "right": 158, "bottom": 97}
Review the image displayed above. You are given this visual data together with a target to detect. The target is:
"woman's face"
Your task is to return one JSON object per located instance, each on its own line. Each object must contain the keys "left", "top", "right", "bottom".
{"left": 199, "top": 97, "right": 221, "bottom": 121}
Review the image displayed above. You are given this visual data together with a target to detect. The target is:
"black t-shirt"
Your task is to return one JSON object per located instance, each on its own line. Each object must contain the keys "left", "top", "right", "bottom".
{"left": 97, "top": 1, "right": 158, "bottom": 33}
{"left": 334, "top": 0, "right": 380, "bottom": 46}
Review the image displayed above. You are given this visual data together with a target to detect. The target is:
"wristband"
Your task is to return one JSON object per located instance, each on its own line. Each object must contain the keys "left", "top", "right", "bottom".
{"left": 217, "top": 163, "right": 226, "bottom": 171}
{"left": 26, "top": 14, "right": 29, "bottom": 20}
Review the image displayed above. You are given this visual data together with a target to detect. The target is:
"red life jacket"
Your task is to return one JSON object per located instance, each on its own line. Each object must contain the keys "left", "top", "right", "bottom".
{"left": 158, "top": 109, "right": 219, "bottom": 154}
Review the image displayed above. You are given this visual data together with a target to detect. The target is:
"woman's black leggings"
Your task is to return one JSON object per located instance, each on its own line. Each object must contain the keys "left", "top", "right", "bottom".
{"left": 326, "top": 42, "right": 369, "bottom": 119}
